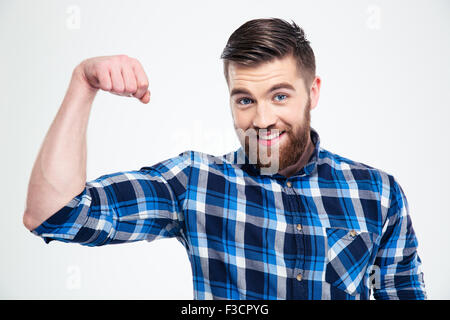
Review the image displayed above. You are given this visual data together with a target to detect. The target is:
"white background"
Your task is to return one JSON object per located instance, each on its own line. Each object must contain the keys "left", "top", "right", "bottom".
{"left": 1, "top": 0, "right": 449, "bottom": 299}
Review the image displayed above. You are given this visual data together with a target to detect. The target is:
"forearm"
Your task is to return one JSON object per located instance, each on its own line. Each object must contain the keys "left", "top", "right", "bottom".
{"left": 23, "top": 65, "right": 97, "bottom": 230}
{"left": 373, "top": 261, "right": 427, "bottom": 299}
{"left": 373, "top": 179, "right": 427, "bottom": 300}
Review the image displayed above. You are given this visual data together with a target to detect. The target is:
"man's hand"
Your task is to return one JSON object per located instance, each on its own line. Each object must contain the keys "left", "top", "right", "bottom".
{"left": 74, "top": 54, "right": 151, "bottom": 104}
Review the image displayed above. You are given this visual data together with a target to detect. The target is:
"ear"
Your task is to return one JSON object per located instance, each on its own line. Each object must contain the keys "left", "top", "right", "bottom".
{"left": 309, "top": 76, "right": 321, "bottom": 110}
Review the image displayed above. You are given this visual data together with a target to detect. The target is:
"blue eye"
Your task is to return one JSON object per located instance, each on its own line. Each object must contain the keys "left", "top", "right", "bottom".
{"left": 274, "top": 94, "right": 287, "bottom": 101}
{"left": 238, "top": 98, "right": 253, "bottom": 105}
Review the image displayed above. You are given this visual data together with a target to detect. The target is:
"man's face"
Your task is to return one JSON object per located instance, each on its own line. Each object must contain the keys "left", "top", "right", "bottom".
{"left": 227, "top": 54, "right": 318, "bottom": 174}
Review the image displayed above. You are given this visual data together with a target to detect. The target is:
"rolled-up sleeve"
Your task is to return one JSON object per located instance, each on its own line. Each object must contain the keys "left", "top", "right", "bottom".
{"left": 372, "top": 178, "right": 427, "bottom": 300}
{"left": 31, "top": 150, "right": 192, "bottom": 247}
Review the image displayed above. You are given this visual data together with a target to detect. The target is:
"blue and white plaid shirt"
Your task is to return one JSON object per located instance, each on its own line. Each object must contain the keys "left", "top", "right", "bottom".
{"left": 31, "top": 127, "right": 426, "bottom": 300}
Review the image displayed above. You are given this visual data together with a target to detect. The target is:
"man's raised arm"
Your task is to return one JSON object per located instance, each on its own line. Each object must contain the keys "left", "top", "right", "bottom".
{"left": 23, "top": 55, "right": 150, "bottom": 231}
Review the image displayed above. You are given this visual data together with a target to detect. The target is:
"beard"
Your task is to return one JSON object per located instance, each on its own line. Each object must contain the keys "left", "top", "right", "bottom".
{"left": 238, "top": 97, "right": 311, "bottom": 174}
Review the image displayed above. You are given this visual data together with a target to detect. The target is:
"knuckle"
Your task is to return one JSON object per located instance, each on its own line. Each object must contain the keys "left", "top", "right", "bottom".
{"left": 94, "top": 63, "right": 106, "bottom": 74}
{"left": 113, "top": 85, "right": 125, "bottom": 94}
{"left": 96, "top": 60, "right": 111, "bottom": 72}
{"left": 102, "top": 85, "right": 112, "bottom": 92}
{"left": 138, "top": 81, "right": 149, "bottom": 89}
{"left": 130, "top": 57, "right": 140, "bottom": 65}
{"left": 110, "top": 56, "right": 122, "bottom": 65}
{"left": 126, "top": 84, "right": 137, "bottom": 93}
{"left": 102, "top": 82, "right": 112, "bottom": 91}
{"left": 118, "top": 54, "right": 130, "bottom": 64}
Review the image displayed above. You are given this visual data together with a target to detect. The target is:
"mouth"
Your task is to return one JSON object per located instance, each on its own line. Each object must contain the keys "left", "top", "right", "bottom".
{"left": 258, "top": 130, "right": 286, "bottom": 146}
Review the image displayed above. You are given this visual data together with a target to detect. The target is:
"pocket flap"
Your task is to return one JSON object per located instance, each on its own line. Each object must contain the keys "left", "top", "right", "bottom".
{"left": 325, "top": 228, "right": 375, "bottom": 296}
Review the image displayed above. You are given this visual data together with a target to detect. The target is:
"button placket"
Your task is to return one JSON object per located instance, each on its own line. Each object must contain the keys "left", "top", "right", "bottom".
{"left": 283, "top": 180, "right": 307, "bottom": 294}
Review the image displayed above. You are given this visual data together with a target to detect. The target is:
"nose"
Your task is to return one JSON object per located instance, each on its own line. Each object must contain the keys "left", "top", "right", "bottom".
{"left": 252, "top": 103, "right": 277, "bottom": 130}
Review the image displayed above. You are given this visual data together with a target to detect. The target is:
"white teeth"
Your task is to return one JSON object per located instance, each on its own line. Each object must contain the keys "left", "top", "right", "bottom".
{"left": 259, "top": 131, "right": 284, "bottom": 140}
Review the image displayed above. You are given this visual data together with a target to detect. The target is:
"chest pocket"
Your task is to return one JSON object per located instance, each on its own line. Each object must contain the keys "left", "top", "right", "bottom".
{"left": 325, "top": 227, "right": 376, "bottom": 296}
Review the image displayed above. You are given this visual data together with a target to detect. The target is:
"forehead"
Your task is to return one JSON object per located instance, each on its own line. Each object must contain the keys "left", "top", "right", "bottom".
{"left": 227, "top": 54, "right": 302, "bottom": 90}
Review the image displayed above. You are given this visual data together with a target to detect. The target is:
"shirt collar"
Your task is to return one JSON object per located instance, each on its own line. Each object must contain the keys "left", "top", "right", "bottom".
{"left": 232, "top": 126, "right": 321, "bottom": 179}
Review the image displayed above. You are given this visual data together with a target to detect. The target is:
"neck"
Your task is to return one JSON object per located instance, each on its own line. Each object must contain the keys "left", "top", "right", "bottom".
{"left": 277, "top": 134, "right": 315, "bottom": 178}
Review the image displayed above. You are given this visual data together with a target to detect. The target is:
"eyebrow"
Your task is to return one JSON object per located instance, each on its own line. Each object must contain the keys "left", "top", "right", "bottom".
{"left": 230, "top": 82, "right": 296, "bottom": 97}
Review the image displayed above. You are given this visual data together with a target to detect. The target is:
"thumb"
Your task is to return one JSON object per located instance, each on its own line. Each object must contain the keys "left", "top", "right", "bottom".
{"left": 138, "top": 90, "right": 150, "bottom": 104}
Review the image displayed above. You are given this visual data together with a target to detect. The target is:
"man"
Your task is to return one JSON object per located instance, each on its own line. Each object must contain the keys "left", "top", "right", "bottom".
{"left": 23, "top": 18, "right": 426, "bottom": 300}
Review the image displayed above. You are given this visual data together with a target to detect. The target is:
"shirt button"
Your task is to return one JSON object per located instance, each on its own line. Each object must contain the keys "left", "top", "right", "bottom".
{"left": 296, "top": 224, "right": 302, "bottom": 231}
{"left": 286, "top": 181, "right": 292, "bottom": 188}
{"left": 349, "top": 230, "right": 357, "bottom": 237}
{"left": 296, "top": 273, "right": 303, "bottom": 281}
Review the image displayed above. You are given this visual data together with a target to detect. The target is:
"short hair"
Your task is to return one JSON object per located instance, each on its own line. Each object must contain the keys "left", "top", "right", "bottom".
{"left": 220, "top": 18, "right": 316, "bottom": 88}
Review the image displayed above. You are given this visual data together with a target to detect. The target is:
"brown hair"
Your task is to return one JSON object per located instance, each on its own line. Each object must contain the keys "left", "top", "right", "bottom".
{"left": 220, "top": 18, "right": 316, "bottom": 88}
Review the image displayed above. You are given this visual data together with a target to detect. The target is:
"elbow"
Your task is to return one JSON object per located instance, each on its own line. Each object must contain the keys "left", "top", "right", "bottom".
{"left": 23, "top": 210, "right": 39, "bottom": 231}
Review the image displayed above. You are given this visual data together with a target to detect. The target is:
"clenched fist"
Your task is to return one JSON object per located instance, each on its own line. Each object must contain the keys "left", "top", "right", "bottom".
{"left": 75, "top": 55, "right": 150, "bottom": 104}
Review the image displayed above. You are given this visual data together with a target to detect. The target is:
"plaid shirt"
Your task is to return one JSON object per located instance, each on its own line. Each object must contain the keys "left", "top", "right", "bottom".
{"left": 31, "top": 127, "right": 426, "bottom": 300}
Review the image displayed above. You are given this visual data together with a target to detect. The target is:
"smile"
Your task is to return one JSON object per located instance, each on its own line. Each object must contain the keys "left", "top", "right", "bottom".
{"left": 258, "top": 131, "right": 286, "bottom": 146}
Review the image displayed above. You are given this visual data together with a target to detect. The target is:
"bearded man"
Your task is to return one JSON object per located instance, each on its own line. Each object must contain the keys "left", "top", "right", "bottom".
{"left": 23, "top": 18, "right": 426, "bottom": 300}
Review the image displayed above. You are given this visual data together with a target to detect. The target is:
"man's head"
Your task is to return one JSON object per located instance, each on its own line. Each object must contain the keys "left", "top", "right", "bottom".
{"left": 220, "top": 18, "right": 321, "bottom": 174}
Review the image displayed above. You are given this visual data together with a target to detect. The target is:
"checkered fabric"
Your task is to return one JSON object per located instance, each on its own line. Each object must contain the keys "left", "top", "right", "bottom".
{"left": 31, "top": 127, "right": 426, "bottom": 299}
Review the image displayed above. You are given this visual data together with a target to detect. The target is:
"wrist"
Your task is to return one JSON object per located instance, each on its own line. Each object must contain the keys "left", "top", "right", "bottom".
{"left": 70, "top": 64, "right": 98, "bottom": 99}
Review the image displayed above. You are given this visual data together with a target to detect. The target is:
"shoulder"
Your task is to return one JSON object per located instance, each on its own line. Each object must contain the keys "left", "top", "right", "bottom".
{"left": 317, "top": 147, "right": 402, "bottom": 214}
{"left": 318, "top": 147, "right": 396, "bottom": 184}
{"left": 141, "top": 149, "right": 230, "bottom": 174}
{"left": 139, "top": 150, "right": 194, "bottom": 176}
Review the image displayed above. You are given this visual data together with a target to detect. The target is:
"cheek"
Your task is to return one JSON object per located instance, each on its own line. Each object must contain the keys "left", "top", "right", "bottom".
{"left": 232, "top": 109, "right": 253, "bottom": 129}
{"left": 278, "top": 105, "right": 304, "bottom": 128}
